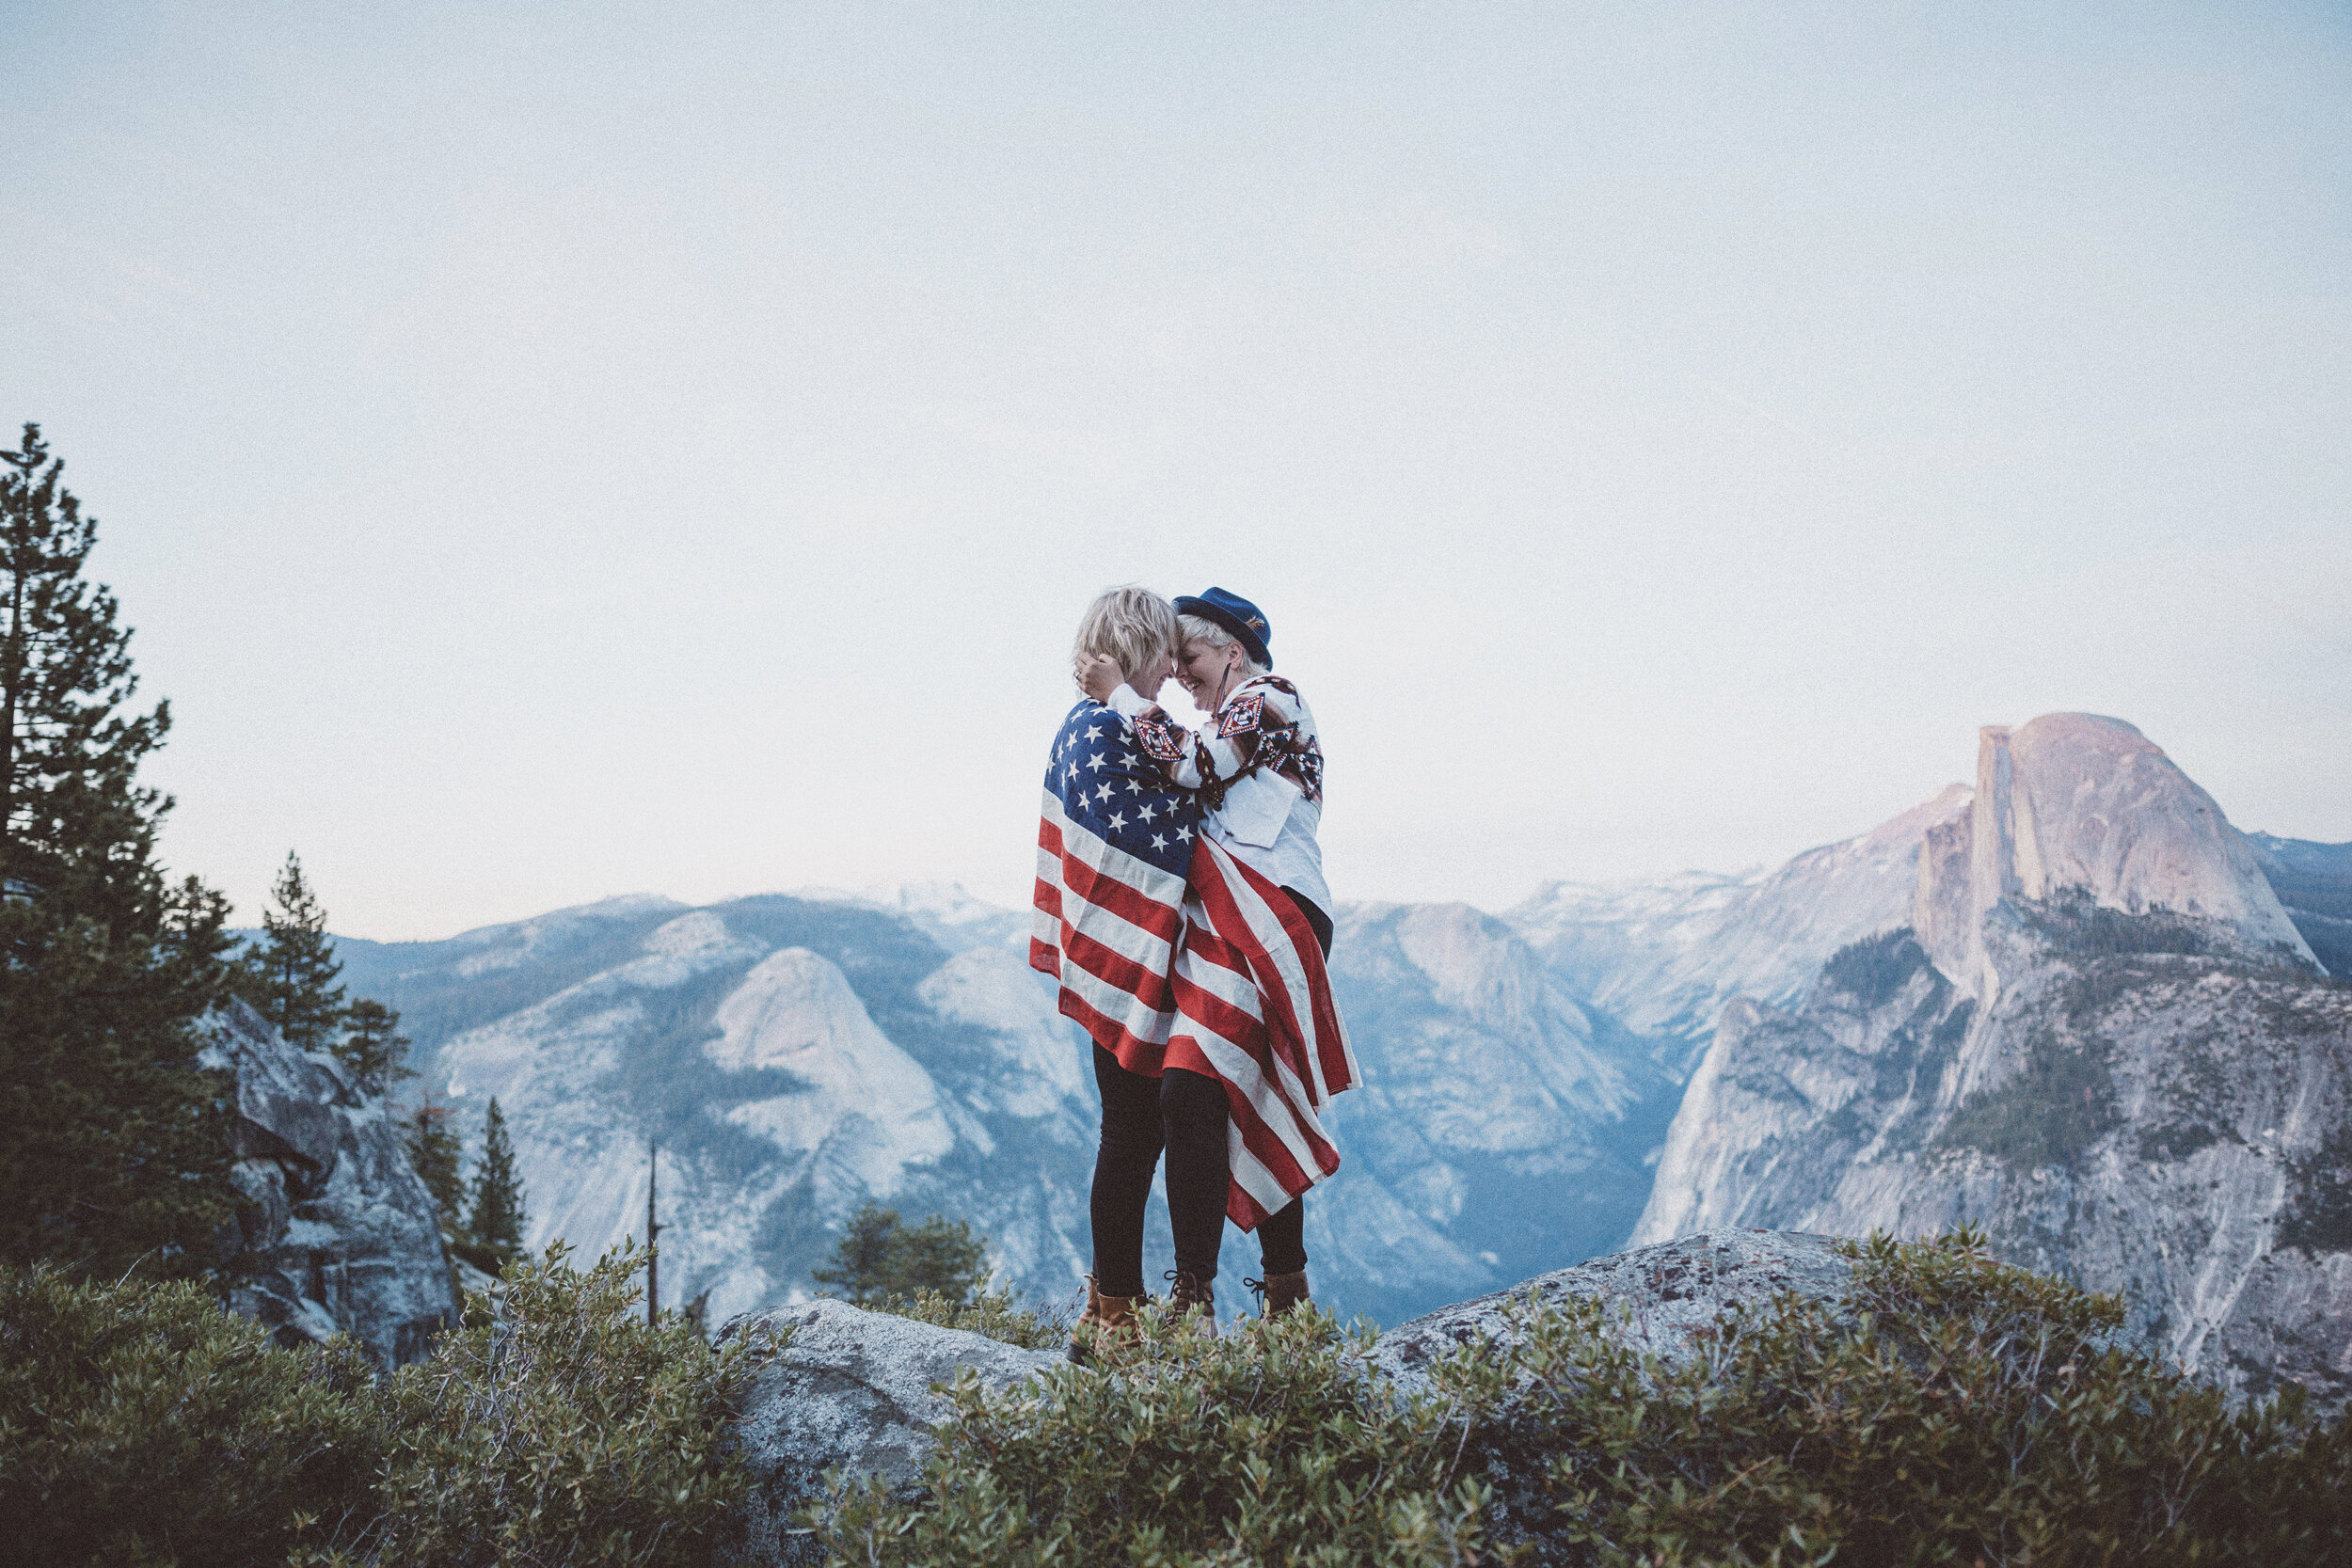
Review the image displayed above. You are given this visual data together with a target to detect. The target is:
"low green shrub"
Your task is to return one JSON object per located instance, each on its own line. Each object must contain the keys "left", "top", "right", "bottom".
{"left": 0, "top": 1263, "right": 381, "bottom": 1568}
{"left": 3, "top": 1244, "right": 776, "bottom": 1568}
{"left": 1478, "top": 1228, "right": 2351, "bottom": 1564}
{"left": 821, "top": 1230, "right": 2352, "bottom": 1567}
{"left": 818, "top": 1304, "right": 1509, "bottom": 1566}
{"left": 870, "top": 1285, "right": 1075, "bottom": 1351}
{"left": 324, "top": 1241, "right": 767, "bottom": 1568}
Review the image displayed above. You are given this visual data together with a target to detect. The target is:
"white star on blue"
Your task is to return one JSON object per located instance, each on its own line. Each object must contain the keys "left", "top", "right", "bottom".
{"left": 1042, "top": 701, "right": 1204, "bottom": 876}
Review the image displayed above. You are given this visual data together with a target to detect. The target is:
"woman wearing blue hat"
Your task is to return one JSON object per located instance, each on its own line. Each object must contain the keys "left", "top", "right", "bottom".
{"left": 1077, "top": 586, "right": 1334, "bottom": 1323}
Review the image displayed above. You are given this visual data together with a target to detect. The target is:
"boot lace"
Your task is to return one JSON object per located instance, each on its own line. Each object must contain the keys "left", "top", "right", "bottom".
{"left": 1162, "top": 1268, "right": 1214, "bottom": 1307}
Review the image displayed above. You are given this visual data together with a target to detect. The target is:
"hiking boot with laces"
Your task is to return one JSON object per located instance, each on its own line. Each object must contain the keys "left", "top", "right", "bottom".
{"left": 1163, "top": 1268, "right": 1216, "bottom": 1332}
{"left": 1067, "top": 1274, "right": 1147, "bottom": 1365}
{"left": 1247, "top": 1270, "right": 1311, "bottom": 1319}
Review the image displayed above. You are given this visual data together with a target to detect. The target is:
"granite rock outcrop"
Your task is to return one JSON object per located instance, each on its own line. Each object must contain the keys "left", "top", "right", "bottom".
{"left": 716, "top": 1298, "right": 1060, "bottom": 1567}
{"left": 203, "top": 998, "right": 458, "bottom": 1368}
{"left": 1370, "top": 1227, "right": 1857, "bottom": 1394}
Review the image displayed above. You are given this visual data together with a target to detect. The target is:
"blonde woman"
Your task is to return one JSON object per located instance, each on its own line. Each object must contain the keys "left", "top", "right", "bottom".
{"left": 1032, "top": 586, "right": 1198, "bottom": 1355}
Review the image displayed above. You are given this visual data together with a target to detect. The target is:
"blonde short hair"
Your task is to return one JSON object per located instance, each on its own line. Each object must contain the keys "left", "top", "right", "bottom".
{"left": 1074, "top": 585, "right": 1180, "bottom": 680}
{"left": 1177, "top": 612, "right": 1268, "bottom": 676}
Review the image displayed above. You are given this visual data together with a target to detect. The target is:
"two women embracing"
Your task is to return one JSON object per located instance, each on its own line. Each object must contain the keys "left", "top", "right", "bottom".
{"left": 1031, "top": 584, "right": 1359, "bottom": 1362}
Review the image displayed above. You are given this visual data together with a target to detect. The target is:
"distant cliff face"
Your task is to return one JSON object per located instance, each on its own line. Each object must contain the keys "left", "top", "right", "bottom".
{"left": 387, "top": 895, "right": 1102, "bottom": 1328}
{"left": 317, "top": 725, "right": 2345, "bottom": 1339}
{"left": 1636, "top": 714, "right": 2352, "bottom": 1411}
{"left": 203, "top": 1000, "right": 458, "bottom": 1368}
{"left": 1916, "top": 715, "right": 2315, "bottom": 1002}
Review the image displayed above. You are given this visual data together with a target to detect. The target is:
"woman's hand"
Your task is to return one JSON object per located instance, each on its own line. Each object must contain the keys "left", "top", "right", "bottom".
{"left": 1074, "top": 653, "right": 1124, "bottom": 703}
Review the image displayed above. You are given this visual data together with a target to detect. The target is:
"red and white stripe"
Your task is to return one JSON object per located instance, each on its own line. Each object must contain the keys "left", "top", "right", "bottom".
{"left": 1033, "top": 793, "right": 1360, "bottom": 1228}
{"left": 1164, "top": 836, "right": 1359, "bottom": 1226}
{"left": 1031, "top": 786, "right": 1186, "bottom": 1074}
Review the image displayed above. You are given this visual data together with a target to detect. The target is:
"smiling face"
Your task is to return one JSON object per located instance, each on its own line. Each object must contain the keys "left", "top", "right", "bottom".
{"left": 1176, "top": 635, "right": 1248, "bottom": 711}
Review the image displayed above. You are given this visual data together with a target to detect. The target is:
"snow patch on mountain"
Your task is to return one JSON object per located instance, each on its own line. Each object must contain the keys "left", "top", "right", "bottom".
{"left": 792, "top": 880, "right": 1029, "bottom": 955}
{"left": 451, "top": 894, "right": 691, "bottom": 977}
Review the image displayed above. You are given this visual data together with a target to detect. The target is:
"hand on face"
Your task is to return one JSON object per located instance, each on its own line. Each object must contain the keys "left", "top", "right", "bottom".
{"left": 1076, "top": 650, "right": 1177, "bottom": 706}
{"left": 1075, "top": 653, "right": 1123, "bottom": 703}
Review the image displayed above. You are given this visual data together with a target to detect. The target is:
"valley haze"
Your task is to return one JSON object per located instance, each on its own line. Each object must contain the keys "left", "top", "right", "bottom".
{"left": 317, "top": 712, "right": 2350, "bottom": 1357}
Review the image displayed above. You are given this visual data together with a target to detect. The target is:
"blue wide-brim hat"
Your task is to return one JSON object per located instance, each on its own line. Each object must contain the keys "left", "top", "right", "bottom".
{"left": 1173, "top": 586, "right": 1272, "bottom": 669}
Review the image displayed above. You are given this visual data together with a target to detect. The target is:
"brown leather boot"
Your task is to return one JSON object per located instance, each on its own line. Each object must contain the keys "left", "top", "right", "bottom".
{"left": 1067, "top": 1275, "right": 1146, "bottom": 1365}
{"left": 1164, "top": 1269, "right": 1216, "bottom": 1332}
{"left": 1251, "top": 1270, "right": 1311, "bottom": 1318}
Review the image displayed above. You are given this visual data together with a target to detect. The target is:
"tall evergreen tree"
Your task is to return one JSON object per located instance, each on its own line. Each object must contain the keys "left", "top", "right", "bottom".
{"left": 0, "top": 423, "right": 236, "bottom": 1278}
{"left": 458, "top": 1098, "right": 527, "bottom": 1276}
{"left": 402, "top": 1100, "right": 466, "bottom": 1239}
{"left": 338, "top": 998, "right": 412, "bottom": 1097}
{"left": 235, "top": 850, "right": 346, "bottom": 1052}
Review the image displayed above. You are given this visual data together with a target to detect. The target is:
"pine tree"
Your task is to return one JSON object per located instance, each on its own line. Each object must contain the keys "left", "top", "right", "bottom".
{"left": 235, "top": 850, "right": 346, "bottom": 1052}
{"left": 402, "top": 1100, "right": 467, "bottom": 1238}
{"left": 458, "top": 1098, "right": 527, "bottom": 1276}
{"left": 891, "top": 1212, "right": 990, "bottom": 1303}
{"left": 812, "top": 1203, "right": 989, "bottom": 1306}
{"left": 338, "top": 998, "right": 412, "bottom": 1097}
{"left": 0, "top": 423, "right": 237, "bottom": 1278}
{"left": 811, "top": 1204, "right": 903, "bottom": 1305}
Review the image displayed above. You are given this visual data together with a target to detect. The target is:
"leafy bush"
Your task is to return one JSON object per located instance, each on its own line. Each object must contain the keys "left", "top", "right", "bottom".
{"left": 324, "top": 1241, "right": 764, "bottom": 1568}
{"left": 1494, "top": 1227, "right": 2352, "bottom": 1566}
{"left": 818, "top": 1304, "right": 1509, "bottom": 1566}
{"left": 823, "top": 1230, "right": 2352, "bottom": 1567}
{"left": 871, "top": 1285, "right": 1076, "bottom": 1351}
{"left": 3, "top": 1244, "right": 775, "bottom": 1568}
{"left": 0, "top": 1263, "right": 381, "bottom": 1568}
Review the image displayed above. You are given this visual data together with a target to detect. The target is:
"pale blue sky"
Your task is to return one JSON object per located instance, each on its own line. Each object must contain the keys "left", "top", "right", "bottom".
{"left": 7, "top": 1, "right": 2348, "bottom": 938}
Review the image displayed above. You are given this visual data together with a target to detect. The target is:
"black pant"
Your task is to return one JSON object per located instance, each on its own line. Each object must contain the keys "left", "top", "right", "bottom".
{"left": 1088, "top": 886, "right": 1330, "bottom": 1297}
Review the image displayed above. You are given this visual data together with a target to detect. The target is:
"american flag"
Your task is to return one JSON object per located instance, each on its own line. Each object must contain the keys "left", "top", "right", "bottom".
{"left": 1031, "top": 700, "right": 1359, "bottom": 1227}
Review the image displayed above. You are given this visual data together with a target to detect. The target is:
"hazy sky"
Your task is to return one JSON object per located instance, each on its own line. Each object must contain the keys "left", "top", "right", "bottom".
{"left": 8, "top": 2, "right": 2349, "bottom": 939}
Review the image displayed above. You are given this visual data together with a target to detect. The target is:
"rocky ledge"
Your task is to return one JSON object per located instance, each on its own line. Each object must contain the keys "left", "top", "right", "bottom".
{"left": 1372, "top": 1227, "right": 1854, "bottom": 1391}
{"left": 717, "top": 1230, "right": 1856, "bottom": 1565}
{"left": 718, "top": 1298, "right": 1061, "bottom": 1566}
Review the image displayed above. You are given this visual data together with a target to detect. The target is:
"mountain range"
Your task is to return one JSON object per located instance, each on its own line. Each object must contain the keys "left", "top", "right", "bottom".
{"left": 1634, "top": 715, "right": 2352, "bottom": 1406}
{"left": 326, "top": 713, "right": 2349, "bottom": 1350}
